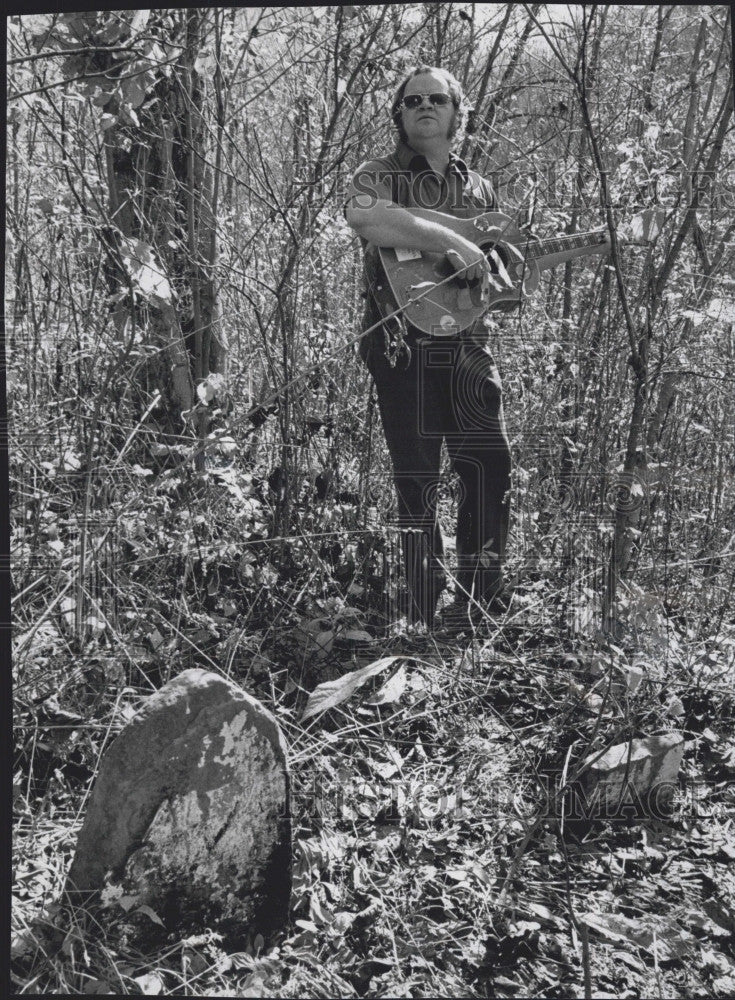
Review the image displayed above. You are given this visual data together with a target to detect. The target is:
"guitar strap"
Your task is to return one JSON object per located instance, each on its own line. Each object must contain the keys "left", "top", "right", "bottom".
{"left": 365, "top": 268, "right": 412, "bottom": 369}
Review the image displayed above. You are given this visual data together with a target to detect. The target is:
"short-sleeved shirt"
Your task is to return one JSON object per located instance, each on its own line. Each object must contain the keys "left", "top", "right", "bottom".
{"left": 345, "top": 141, "right": 498, "bottom": 346}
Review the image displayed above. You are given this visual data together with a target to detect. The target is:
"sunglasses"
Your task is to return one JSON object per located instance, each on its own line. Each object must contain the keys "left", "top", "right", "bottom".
{"left": 401, "top": 92, "right": 454, "bottom": 110}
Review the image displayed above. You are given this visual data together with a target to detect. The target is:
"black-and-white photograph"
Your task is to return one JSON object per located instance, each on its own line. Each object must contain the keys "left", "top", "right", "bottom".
{"left": 8, "top": 4, "right": 735, "bottom": 996}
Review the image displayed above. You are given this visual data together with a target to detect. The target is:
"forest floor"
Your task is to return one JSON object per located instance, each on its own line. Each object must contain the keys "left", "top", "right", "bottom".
{"left": 11, "top": 575, "right": 735, "bottom": 998}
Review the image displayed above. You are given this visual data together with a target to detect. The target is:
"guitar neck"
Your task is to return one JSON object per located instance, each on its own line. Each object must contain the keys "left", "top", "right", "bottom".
{"left": 521, "top": 230, "right": 610, "bottom": 270}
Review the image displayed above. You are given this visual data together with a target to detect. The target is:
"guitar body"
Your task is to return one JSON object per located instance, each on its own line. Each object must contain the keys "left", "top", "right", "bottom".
{"left": 376, "top": 208, "right": 610, "bottom": 337}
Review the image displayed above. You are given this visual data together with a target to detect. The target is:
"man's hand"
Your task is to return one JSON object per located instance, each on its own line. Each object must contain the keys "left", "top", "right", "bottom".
{"left": 444, "top": 235, "right": 489, "bottom": 283}
{"left": 445, "top": 236, "right": 516, "bottom": 294}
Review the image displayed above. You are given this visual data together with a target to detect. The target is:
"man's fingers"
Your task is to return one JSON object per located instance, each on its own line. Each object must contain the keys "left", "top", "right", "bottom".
{"left": 489, "top": 249, "right": 514, "bottom": 288}
{"left": 481, "top": 259, "right": 503, "bottom": 290}
{"left": 445, "top": 249, "right": 466, "bottom": 276}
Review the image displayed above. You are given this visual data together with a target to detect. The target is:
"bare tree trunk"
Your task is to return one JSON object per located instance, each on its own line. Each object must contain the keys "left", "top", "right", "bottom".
{"left": 101, "top": 9, "right": 226, "bottom": 443}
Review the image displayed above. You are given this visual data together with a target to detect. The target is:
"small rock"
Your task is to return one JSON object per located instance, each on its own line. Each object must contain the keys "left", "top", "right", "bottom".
{"left": 581, "top": 732, "right": 684, "bottom": 818}
{"left": 65, "top": 669, "right": 291, "bottom": 939}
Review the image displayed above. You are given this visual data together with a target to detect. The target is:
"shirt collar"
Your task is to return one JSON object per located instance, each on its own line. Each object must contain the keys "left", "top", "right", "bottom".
{"left": 395, "top": 141, "right": 469, "bottom": 181}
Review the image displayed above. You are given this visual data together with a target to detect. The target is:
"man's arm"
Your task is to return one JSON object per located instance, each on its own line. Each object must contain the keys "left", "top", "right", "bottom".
{"left": 346, "top": 196, "right": 490, "bottom": 283}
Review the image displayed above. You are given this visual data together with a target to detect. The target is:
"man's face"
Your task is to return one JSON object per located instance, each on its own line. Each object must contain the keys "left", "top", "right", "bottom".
{"left": 401, "top": 72, "right": 456, "bottom": 144}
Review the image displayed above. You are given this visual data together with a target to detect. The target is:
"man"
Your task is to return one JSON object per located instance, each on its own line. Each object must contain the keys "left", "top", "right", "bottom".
{"left": 345, "top": 65, "right": 513, "bottom": 631}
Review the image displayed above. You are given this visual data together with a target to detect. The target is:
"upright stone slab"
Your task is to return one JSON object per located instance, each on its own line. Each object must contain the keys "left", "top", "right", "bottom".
{"left": 66, "top": 669, "right": 291, "bottom": 936}
{"left": 582, "top": 732, "right": 684, "bottom": 817}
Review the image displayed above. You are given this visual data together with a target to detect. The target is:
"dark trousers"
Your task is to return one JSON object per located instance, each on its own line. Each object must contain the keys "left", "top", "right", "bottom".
{"left": 361, "top": 330, "right": 511, "bottom": 627}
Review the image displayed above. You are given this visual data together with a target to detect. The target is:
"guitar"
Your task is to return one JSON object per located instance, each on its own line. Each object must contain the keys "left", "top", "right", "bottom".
{"left": 376, "top": 208, "right": 612, "bottom": 337}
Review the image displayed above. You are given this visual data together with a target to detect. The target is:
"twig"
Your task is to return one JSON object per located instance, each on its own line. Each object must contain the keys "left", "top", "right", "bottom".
{"left": 581, "top": 922, "right": 593, "bottom": 999}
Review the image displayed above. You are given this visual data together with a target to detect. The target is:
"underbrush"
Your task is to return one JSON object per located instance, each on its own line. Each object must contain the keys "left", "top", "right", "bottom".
{"left": 11, "top": 414, "right": 735, "bottom": 997}
{"left": 12, "top": 555, "right": 735, "bottom": 996}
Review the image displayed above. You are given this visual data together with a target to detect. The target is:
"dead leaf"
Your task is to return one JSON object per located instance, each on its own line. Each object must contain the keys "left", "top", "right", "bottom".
{"left": 134, "top": 904, "right": 165, "bottom": 927}
{"left": 611, "top": 949, "right": 646, "bottom": 973}
{"left": 580, "top": 912, "right": 694, "bottom": 961}
{"left": 713, "top": 974, "right": 735, "bottom": 995}
{"left": 525, "top": 902, "right": 563, "bottom": 927}
{"left": 314, "top": 630, "right": 334, "bottom": 655}
{"left": 240, "top": 975, "right": 267, "bottom": 999}
{"left": 121, "top": 64, "right": 153, "bottom": 109}
{"left": 147, "top": 628, "right": 164, "bottom": 651}
{"left": 682, "top": 908, "right": 731, "bottom": 937}
{"left": 332, "top": 910, "right": 355, "bottom": 934}
{"left": 83, "top": 980, "right": 114, "bottom": 995}
{"left": 336, "top": 628, "right": 374, "bottom": 645}
{"left": 133, "top": 972, "right": 164, "bottom": 995}
{"left": 366, "top": 664, "right": 408, "bottom": 705}
{"left": 11, "top": 928, "right": 38, "bottom": 959}
{"left": 294, "top": 918, "right": 318, "bottom": 933}
{"left": 301, "top": 656, "right": 404, "bottom": 722}
{"left": 445, "top": 867, "right": 471, "bottom": 883}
